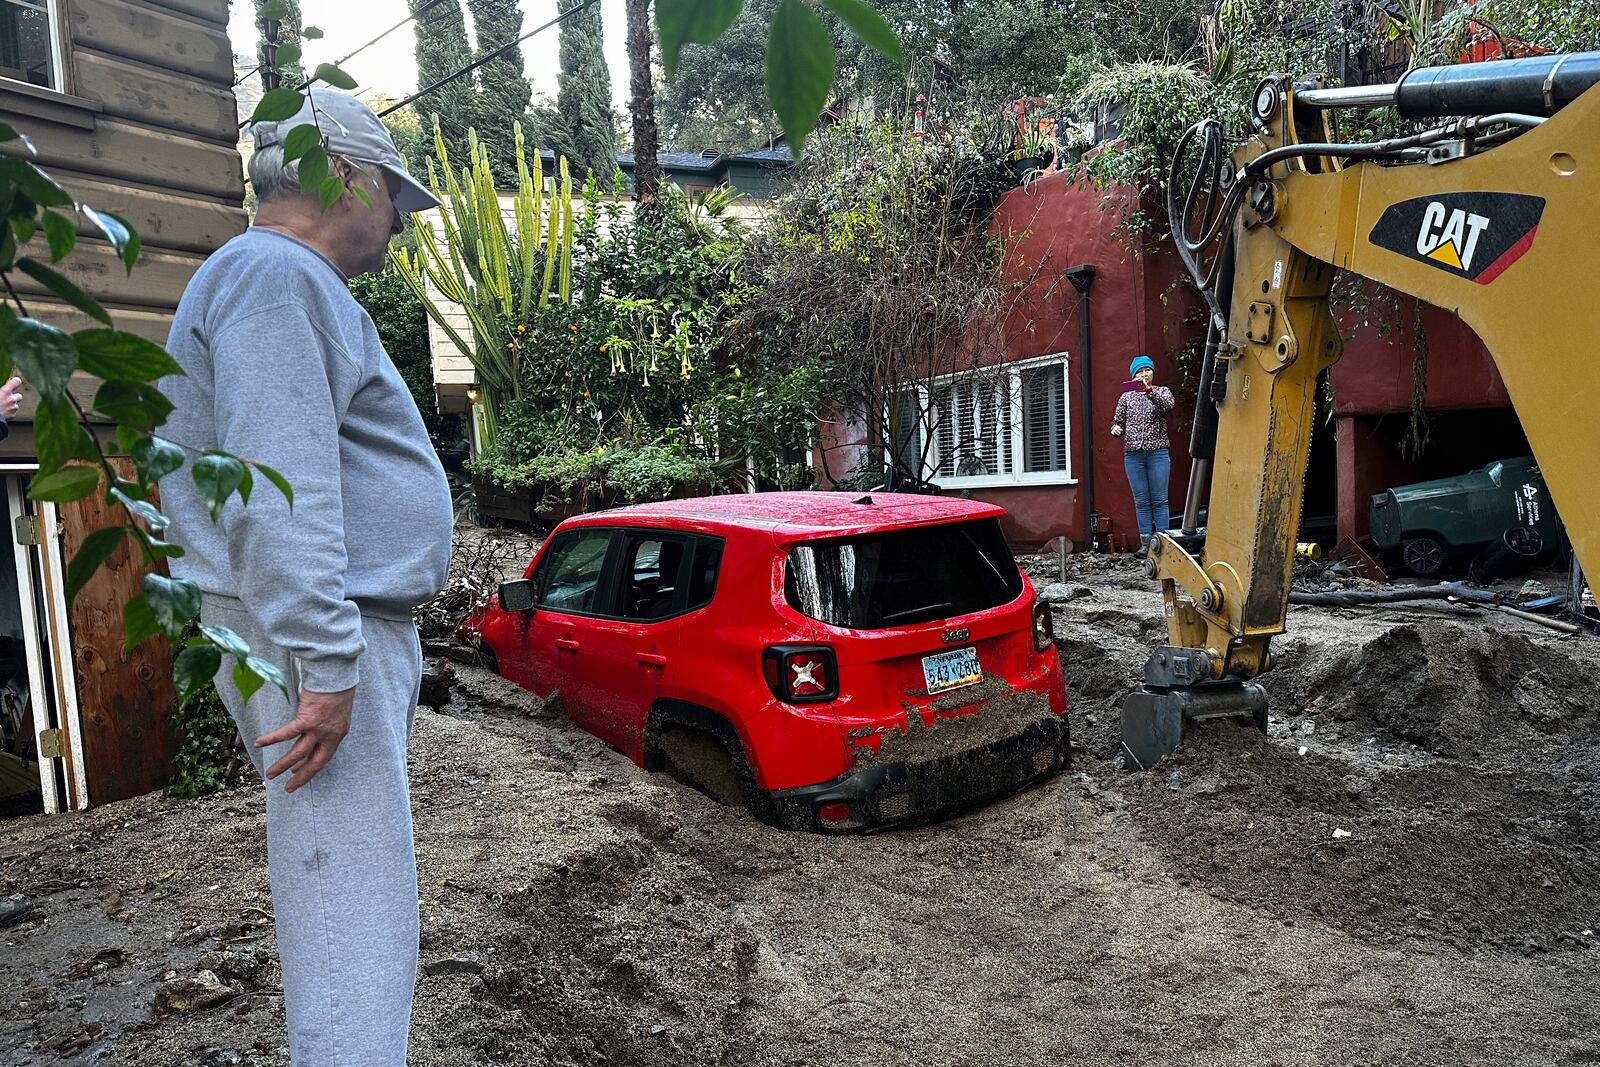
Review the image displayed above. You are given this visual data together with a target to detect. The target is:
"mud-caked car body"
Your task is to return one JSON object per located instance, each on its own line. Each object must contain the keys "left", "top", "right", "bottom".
{"left": 465, "top": 492, "right": 1069, "bottom": 832}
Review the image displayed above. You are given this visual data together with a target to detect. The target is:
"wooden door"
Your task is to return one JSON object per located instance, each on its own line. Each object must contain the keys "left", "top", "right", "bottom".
{"left": 57, "top": 460, "right": 178, "bottom": 805}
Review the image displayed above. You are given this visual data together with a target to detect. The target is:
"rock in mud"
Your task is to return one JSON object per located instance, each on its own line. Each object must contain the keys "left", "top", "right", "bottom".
{"left": 0, "top": 897, "right": 35, "bottom": 929}
{"left": 423, "top": 954, "right": 485, "bottom": 977}
{"left": 155, "top": 970, "right": 234, "bottom": 1014}
{"left": 1037, "top": 582, "right": 1091, "bottom": 603}
{"left": 197, "top": 947, "right": 271, "bottom": 990}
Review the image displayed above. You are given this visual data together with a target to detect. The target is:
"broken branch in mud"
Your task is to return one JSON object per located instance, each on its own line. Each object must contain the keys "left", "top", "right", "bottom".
{"left": 1289, "top": 582, "right": 1498, "bottom": 607}
{"left": 415, "top": 527, "right": 540, "bottom": 640}
{"left": 1492, "top": 605, "right": 1584, "bottom": 634}
{"left": 1290, "top": 584, "right": 1584, "bottom": 634}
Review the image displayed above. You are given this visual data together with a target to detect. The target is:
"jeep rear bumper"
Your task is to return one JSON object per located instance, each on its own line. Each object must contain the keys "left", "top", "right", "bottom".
{"left": 767, "top": 714, "right": 1070, "bottom": 833}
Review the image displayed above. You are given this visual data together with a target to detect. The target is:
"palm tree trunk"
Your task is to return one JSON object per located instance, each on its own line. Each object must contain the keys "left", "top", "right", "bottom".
{"left": 624, "top": 0, "right": 661, "bottom": 208}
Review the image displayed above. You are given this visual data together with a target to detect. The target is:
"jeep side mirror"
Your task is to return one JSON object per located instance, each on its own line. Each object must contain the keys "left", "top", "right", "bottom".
{"left": 499, "top": 579, "right": 535, "bottom": 613}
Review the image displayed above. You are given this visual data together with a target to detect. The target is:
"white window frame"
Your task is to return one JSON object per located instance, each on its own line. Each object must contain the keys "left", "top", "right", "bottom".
{"left": 0, "top": 0, "right": 67, "bottom": 95}
{"left": 885, "top": 352, "right": 1076, "bottom": 491}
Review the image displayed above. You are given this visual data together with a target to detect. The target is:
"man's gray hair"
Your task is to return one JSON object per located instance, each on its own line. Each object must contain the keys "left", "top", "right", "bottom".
{"left": 249, "top": 143, "right": 300, "bottom": 202}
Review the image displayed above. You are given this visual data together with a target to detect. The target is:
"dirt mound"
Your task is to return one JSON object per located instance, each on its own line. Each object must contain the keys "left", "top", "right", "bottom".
{"left": 6, "top": 572, "right": 1600, "bottom": 1067}
{"left": 1271, "top": 622, "right": 1598, "bottom": 759}
{"left": 1127, "top": 722, "right": 1600, "bottom": 952}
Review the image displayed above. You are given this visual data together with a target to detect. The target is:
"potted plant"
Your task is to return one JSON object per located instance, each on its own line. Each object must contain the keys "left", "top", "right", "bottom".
{"left": 1012, "top": 126, "right": 1058, "bottom": 181}
{"left": 1059, "top": 125, "right": 1092, "bottom": 166}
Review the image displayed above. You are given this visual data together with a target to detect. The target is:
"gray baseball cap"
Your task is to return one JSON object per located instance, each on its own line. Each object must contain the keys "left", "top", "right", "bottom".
{"left": 251, "top": 87, "right": 440, "bottom": 214}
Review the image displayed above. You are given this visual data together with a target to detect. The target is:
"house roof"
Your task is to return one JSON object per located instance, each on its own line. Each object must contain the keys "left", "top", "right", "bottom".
{"left": 725, "top": 145, "right": 795, "bottom": 164}
{"left": 536, "top": 142, "right": 796, "bottom": 184}
{"left": 615, "top": 150, "right": 723, "bottom": 171}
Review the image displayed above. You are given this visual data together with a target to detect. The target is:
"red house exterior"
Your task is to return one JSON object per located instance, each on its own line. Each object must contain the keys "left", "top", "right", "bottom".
{"left": 818, "top": 166, "right": 1520, "bottom": 553}
{"left": 817, "top": 169, "right": 1205, "bottom": 551}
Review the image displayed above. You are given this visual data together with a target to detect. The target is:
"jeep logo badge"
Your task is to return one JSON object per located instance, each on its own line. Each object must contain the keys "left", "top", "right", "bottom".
{"left": 1368, "top": 193, "right": 1544, "bottom": 285}
{"left": 941, "top": 627, "right": 970, "bottom": 645}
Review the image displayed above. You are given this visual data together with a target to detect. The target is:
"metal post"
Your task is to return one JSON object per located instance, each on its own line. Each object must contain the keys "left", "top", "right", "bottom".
{"left": 1569, "top": 549, "right": 1588, "bottom": 620}
{"left": 259, "top": 17, "right": 282, "bottom": 92}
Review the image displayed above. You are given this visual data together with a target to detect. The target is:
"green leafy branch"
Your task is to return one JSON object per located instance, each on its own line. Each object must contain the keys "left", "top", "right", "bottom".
{"left": 246, "top": 6, "right": 370, "bottom": 211}
{"left": 654, "top": 0, "right": 904, "bottom": 150}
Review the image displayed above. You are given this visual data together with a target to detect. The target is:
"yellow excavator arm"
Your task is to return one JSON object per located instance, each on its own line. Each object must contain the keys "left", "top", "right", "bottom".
{"left": 1122, "top": 50, "right": 1600, "bottom": 767}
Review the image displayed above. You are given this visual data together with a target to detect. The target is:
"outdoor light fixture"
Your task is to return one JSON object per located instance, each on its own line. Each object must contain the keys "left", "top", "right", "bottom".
{"left": 464, "top": 383, "right": 480, "bottom": 403}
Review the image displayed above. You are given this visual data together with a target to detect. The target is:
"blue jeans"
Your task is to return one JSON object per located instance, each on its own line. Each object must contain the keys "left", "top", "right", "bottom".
{"left": 1123, "top": 448, "right": 1171, "bottom": 541}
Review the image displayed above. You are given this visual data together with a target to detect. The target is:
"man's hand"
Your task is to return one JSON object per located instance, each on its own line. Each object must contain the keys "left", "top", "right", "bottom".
{"left": 1111, "top": 424, "right": 1124, "bottom": 437}
{"left": 0, "top": 376, "right": 22, "bottom": 420}
{"left": 257, "top": 687, "right": 356, "bottom": 793}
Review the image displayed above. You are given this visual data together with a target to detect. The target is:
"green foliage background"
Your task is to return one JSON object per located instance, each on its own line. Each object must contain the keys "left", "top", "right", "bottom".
{"left": 164, "top": 681, "right": 237, "bottom": 801}
{"left": 408, "top": 0, "right": 481, "bottom": 178}
{"left": 465, "top": 0, "right": 535, "bottom": 184}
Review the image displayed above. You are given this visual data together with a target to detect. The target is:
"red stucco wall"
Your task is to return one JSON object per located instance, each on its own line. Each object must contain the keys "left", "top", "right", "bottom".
{"left": 813, "top": 174, "right": 1520, "bottom": 551}
{"left": 968, "top": 169, "right": 1200, "bottom": 549}
{"left": 1332, "top": 288, "right": 1509, "bottom": 416}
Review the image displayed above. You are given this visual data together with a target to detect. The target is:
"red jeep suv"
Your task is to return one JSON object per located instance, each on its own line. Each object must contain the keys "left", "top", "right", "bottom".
{"left": 465, "top": 492, "right": 1068, "bottom": 832}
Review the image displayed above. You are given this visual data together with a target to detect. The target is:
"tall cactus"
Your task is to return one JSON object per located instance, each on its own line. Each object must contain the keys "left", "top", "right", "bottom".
{"left": 391, "top": 115, "right": 585, "bottom": 446}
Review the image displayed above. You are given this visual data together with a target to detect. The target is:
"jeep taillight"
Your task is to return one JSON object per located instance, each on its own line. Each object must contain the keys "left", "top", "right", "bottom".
{"left": 762, "top": 645, "right": 839, "bottom": 703}
{"left": 1032, "top": 599, "right": 1055, "bottom": 652}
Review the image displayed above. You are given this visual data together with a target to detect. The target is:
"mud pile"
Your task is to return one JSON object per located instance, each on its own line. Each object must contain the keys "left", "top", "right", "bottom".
{"left": 1268, "top": 622, "right": 1598, "bottom": 759}
{"left": 3, "top": 565, "right": 1599, "bottom": 1066}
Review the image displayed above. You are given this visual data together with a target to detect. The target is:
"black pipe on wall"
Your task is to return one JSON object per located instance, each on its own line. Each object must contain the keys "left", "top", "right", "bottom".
{"left": 1065, "top": 264, "right": 1096, "bottom": 546}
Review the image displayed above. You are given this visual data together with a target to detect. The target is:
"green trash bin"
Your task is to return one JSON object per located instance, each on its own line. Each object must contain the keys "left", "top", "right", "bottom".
{"left": 1368, "top": 456, "right": 1561, "bottom": 577}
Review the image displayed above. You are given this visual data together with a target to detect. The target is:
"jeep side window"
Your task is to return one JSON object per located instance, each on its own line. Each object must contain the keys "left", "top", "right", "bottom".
{"left": 534, "top": 529, "right": 613, "bottom": 614}
{"left": 685, "top": 538, "right": 723, "bottom": 610}
{"left": 619, "top": 535, "right": 685, "bottom": 620}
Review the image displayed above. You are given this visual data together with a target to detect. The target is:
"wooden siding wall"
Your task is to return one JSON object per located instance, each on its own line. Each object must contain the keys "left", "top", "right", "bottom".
{"left": 0, "top": 0, "right": 245, "bottom": 807}
{"left": 0, "top": 0, "right": 247, "bottom": 362}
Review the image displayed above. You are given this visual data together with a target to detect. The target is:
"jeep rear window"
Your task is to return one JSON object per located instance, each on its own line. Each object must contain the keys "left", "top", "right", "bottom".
{"left": 783, "top": 518, "right": 1023, "bottom": 629}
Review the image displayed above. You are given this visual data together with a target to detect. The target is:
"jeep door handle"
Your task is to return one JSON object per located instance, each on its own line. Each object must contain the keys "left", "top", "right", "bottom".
{"left": 636, "top": 653, "right": 667, "bottom": 667}
{"left": 555, "top": 637, "right": 581, "bottom": 651}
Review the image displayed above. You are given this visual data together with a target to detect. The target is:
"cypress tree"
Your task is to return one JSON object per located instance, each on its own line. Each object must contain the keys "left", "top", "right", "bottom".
{"left": 408, "top": 0, "right": 478, "bottom": 180}
{"left": 547, "top": 0, "right": 617, "bottom": 180}
{"left": 465, "top": 0, "right": 533, "bottom": 185}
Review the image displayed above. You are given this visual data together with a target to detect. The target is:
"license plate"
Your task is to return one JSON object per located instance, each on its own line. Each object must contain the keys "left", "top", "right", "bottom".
{"left": 922, "top": 646, "right": 982, "bottom": 694}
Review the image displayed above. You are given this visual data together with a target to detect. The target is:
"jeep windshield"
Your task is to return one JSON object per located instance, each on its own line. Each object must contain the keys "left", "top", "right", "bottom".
{"left": 783, "top": 518, "right": 1024, "bottom": 629}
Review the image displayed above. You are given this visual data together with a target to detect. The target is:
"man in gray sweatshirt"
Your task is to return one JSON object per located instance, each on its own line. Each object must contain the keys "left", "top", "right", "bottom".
{"left": 162, "top": 90, "right": 453, "bottom": 1066}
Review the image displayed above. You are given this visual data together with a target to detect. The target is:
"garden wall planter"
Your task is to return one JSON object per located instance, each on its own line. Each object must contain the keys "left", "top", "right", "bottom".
{"left": 470, "top": 474, "right": 721, "bottom": 528}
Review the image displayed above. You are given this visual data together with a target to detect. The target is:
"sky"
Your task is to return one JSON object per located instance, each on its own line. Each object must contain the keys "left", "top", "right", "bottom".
{"left": 226, "top": 0, "right": 632, "bottom": 108}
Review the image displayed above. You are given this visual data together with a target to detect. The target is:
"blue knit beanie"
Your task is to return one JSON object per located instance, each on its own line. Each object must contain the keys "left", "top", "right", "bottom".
{"left": 1129, "top": 355, "right": 1155, "bottom": 376}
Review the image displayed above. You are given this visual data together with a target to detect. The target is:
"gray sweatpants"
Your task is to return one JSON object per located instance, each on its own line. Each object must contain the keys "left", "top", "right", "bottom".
{"left": 204, "top": 594, "right": 422, "bottom": 1067}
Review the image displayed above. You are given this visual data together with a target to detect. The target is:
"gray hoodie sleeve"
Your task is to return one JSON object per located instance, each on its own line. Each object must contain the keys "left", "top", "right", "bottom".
{"left": 210, "top": 304, "right": 366, "bottom": 693}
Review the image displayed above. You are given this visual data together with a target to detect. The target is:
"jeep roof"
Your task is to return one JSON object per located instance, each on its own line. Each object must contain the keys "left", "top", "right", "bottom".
{"left": 559, "top": 491, "right": 1008, "bottom": 542}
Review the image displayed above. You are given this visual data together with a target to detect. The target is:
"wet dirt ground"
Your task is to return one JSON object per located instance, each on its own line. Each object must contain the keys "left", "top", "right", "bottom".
{"left": 3, "top": 554, "right": 1598, "bottom": 1065}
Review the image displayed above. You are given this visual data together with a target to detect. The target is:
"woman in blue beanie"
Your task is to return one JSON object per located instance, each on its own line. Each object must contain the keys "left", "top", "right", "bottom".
{"left": 1111, "top": 354, "right": 1175, "bottom": 549}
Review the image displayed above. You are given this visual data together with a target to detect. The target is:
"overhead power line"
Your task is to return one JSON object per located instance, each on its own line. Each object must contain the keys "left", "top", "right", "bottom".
{"left": 237, "top": 0, "right": 452, "bottom": 112}
{"left": 333, "top": 0, "right": 451, "bottom": 70}
{"left": 378, "top": 0, "right": 600, "bottom": 119}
